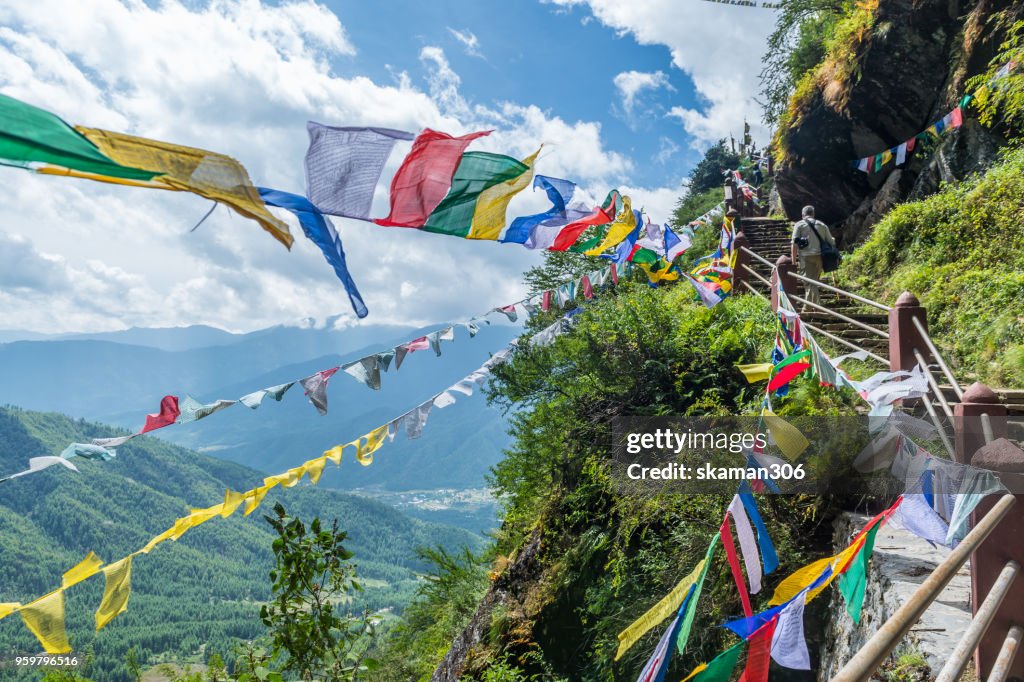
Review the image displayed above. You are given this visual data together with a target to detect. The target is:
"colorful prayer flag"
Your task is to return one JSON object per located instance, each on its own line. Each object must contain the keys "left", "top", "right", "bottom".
{"left": 374, "top": 128, "right": 490, "bottom": 227}
{"left": 303, "top": 123, "right": 415, "bottom": 219}
{"left": 422, "top": 151, "right": 532, "bottom": 237}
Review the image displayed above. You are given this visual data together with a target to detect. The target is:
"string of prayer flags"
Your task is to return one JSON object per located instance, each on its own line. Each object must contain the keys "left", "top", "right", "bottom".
{"left": 74, "top": 126, "right": 293, "bottom": 248}
{"left": 374, "top": 128, "right": 491, "bottom": 227}
{"left": 303, "top": 123, "right": 415, "bottom": 219}
{"left": 258, "top": 187, "right": 368, "bottom": 318}
{"left": 0, "top": 94, "right": 159, "bottom": 181}
{"left": 852, "top": 99, "right": 968, "bottom": 173}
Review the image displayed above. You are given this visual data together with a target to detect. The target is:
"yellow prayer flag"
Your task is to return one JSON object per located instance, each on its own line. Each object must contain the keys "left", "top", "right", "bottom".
{"left": 584, "top": 197, "right": 635, "bottom": 256}
{"left": 467, "top": 148, "right": 540, "bottom": 240}
{"left": 614, "top": 558, "right": 707, "bottom": 660}
{"left": 763, "top": 409, "right": 809, "bottom": 460}
{"left": 0, "top": 603, "right": 21, "bottom": 621}
{"left": 244, "top": 483, "right": 275, "bottom": 516}
{"left": 304, "top": 456, "right": 328, "bottom": 485}
{"left": 139, "top": 525, "right": 178, "bottom": 555}
{"left": 221, "top": 489, "right": 247, "bottom": 518}
{"left": 737, "top": 363, "right": 774, "bottom": 383}
{"left": 19, "top": 590, "right": 71, "bottom": 653}
{"left": 768, "top": 555, "right": 833, "bottom": 605}
{"left": 96, "top": 556, "right": 132, "bottom": 631}
{"left": 74, "top": 127, "right": 293, "bottom": 249}
{"left": 62, "top": 551, "right": 104, "bottom": 589}
{"left": 324, "top": 444, "right": 344, "bottom": 465}
{"left": 356, "top": 425, "right": 389, "bottom": 466}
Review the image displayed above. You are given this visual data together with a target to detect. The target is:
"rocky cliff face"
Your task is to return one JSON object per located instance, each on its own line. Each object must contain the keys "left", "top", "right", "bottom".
{"left": 773, "top": 0, "right": 1016, "bottom": 246}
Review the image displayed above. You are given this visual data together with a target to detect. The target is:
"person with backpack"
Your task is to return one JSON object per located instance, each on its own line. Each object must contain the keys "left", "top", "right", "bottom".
{"left": 790, "top": 205, "right": 838, "bottom": 308}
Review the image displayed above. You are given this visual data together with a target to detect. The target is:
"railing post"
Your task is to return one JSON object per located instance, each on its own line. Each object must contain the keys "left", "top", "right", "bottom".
{"left": 955, "top": 383, "right": 1007, "bottom": 465}
{"left": 733, "top": 232, "right": 749, "bottom": 295}
{"left": 887, "top": 292, "right": 929, "bottom": 373}
{"left": 770, "top": 255, "right": 799, "bottom": 312}
{"left": 966, "top": 431, "right": 1024, "bottom": 680}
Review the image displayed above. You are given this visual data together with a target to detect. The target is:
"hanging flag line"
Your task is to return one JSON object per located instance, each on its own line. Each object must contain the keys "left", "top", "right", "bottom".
{"left": 0, "top": 261, "right": 620, "bottom": 485}
{"left": 0, "top": 299, "right": 597, "bottom": 654}
{"left": 851, "top": 61, "right": 1018, "bottom": 173}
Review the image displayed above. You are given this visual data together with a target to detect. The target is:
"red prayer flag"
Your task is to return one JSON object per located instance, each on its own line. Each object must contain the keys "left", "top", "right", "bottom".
{"left": 541, "top": 291, "right": 552, "bottom": 311}
{"left": 739, "top": 616, "right": 779, "bottom": 682}
{"left": 548, "top": 205, "right": 615, "bottom": 251}
{"left": 582, "top": 275, "right": 594, "bottom": 300}
{"left": 767, "top": 362, "right": 811, "bottom": 392}
{"left": 610, "top": 263, "right": 619, "bottom": 285}
{"left": 721, "top": 514, "right": 754, "bottom": 618}
{"left": 141, "top": 395, "right": 180, "bottom": 433}
{"left": 374, "top": 128, "right": 490, "bottom": 227}
{"left": 949, "top": 106, "right": 963, "bottom": 128}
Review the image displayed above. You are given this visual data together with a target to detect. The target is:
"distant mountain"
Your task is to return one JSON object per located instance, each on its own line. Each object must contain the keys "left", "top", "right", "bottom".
{"left": 0, "top": 406, "right": 482, "bottom": 682}
{"left": 0, "top": 320, "right": 520, "bottom": 493}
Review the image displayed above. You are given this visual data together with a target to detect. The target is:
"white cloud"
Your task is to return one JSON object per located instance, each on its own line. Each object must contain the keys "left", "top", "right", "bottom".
{"left": 655, "top": 136, "right": 680, "bottom": 164}
{"left": 549, "top": 0, "right": 773, "bottom": 148}
{"left": 0, "top": 0, "right": 683, "bottom": 334}
{"left": 447, "top": 27, "right": 483, "bottom": 58}
{"left": 612, "top": 69, "right": 673, "bottom": 117}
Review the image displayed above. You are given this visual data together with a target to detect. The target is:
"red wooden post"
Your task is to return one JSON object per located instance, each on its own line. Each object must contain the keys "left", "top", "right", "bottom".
{"left": 960, "top": 387, "right": 1023, "bottom": 679}
{"left": 770, "top": 255, "right": 800, "bottom": 312}
{"left": 733, "top": 231, "right": 749, "bottom": 295}
{"left": 887, "top": 292, "right": 930, "bottom": 373}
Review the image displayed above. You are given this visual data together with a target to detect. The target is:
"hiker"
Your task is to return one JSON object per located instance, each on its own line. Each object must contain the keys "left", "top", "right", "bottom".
{"left": 790, "top": 205, "right": 836, "bottom": 308}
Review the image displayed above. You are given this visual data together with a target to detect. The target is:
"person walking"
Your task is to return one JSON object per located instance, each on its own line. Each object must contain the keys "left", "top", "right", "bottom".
{"left": 790, "top": 205, "right": 836, "bottom": 308}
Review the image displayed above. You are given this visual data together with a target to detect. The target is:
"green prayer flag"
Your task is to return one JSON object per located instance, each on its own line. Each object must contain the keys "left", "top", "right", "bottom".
{"left": 677, "top": 536, "right": 718, "bottom": 654}
{"left": 838, "top": 523, "right": 881, "bottom": 623}
{"left": 0, "top": 94, "right": 158, "bottom": 180}
{"left": 423, "top": 151, "right": 528, "bottom": 237}
{"left": 687, "top": 639, "right": 745, "bottom": 682}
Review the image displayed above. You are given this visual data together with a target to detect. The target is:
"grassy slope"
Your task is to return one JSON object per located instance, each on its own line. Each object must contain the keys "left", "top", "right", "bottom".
{"left": 0, "top": 407, "right": 482, "bottom": 681}
{"left": 840, "top": 145, "right": 1024, "bottom": 387}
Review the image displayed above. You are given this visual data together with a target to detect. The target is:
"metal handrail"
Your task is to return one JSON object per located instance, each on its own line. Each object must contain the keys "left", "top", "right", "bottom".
{"left": 740, "top": 245, "right": 775, "bottom": 268}
{"left": 789, "top": 293, "right": 890, "bottom": 339}
{"left": 919, "top": 393, "right": 957, "bottom": 458}
{"left": 800, "top": 320, "right": 888, "bottom": 364}
{"left": 741, "top": 263, "right": 772, "bottom": 287}
{"left": 914, "top": 349, "right": 955, "bottom": 421}
{"left": 911, "top": 316, "right": 963, "bottom": 400}
{"left": 935, "top": 560, "right": 1021, "bottom": 682}
{"left": 788, "top": 270, "right": 893, "bottom": 312}
{"left": 741, "top": 280, "right": 768, "bottom": 301}
{"left": 831, "top": 494, "right": 1017, "bottom": 682}
{"left": 988, "top": 624, "right": 1023, "bottom": 682}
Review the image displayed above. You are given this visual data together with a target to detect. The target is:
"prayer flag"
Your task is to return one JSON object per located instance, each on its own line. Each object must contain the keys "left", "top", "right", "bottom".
{"left": 178, "top": 395, "right": 236, "bottom": 424}
{"left": 677, "top": 538, "right": 718, "bottom": 654}
{"left": 75, "top": 127, "right": 293, "bottom": 248}
{"left": 239, "top": 382, "right": 294, "bottom": 409}
{"left": 141, "top": 396, "right": 180, "bottom": 433}
{"left": 62, "top": 552, "right": 103, "bottom": 589}
{"left": 60, "top": 443, "right": 116, "bottom": 462}
{"left": 502, "top": 175, "right": 577, "bottom": 244}
{"left": 615, "top": 557, "right": 708, "bottom": 660}
{"left": 96, "top": 557, "right": 132, "bottom": 631}
{"left": 423, "top": 151, "right": 533, "bottom": 237}
{"left": 770, "top": 592, "right": 810, "bottom": 669}
{"left": 636, "top": 602, "right": 687, "bottom": 682}
{"left": 300, "top": 368, "right": 339, "bottom": 415}
{"left": 258, "top": 187, "right": 368, "bottom": 318}
{"left": 681, "top": 639, "right": 744, "bottom": 682}
{"left": 583, "top": 198, "right": 636, "bottom": 255}
{"left": 738, "top": 364, "right": 774, "bottom": 383}
{"left": 0, "top": 94, "right": 158, "bottom": 181}
{"left": 728, "top": 495, "right": 763, "bottom": 594}
{"left": 549, "top": 190, "right": 622, "bottom": 251}
{"left": 949, "top": 106, "right": 963, "bottom": 128}
{"left": 0, "top": 603, "right": 19, "bottom": 621}
{"left": 738, "top": 483, "right": 779, "bottom": 575}
{"left": 467, "top": 149, "right": 540, "bottom": 239}
{"left": 19, "top": 591, "right": 70, "bottom": 653}
{"left": 355, "top": 425, "right": 389, "bottom": 466}
{"left": 762, "top": 409, "right": 809, "bottom": 459}
{"left": 838, "top": 524, "right": 881, "bottom": 623}
{"left": 374, "top": 128, "right": 490, "bottom": 227}
{"left": 739, "top": 617, "right": 778, "bottom": 682}
{"left": 721, "top": 514, "right": 754, "bottom": 617}
{"left": 303, "top": 123, "right": 415, "bottom": 219}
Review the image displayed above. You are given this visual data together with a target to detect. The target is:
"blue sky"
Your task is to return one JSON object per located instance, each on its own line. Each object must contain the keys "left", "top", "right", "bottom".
{"left": 0, "top": 0, "right": 773, "bottom": 334}
{"left": 328, "top": 0, "right": 707, "bottom": 186}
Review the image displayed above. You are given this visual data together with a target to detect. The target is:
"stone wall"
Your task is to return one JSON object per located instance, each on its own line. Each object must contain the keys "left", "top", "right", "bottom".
{"left": 818, "top": 513, "right": 972, "bottom": 681}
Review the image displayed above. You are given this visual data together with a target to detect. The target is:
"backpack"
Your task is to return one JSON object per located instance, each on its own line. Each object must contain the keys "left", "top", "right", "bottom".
{"left": 805, "top": 220, "right": 841, "bottom": 272}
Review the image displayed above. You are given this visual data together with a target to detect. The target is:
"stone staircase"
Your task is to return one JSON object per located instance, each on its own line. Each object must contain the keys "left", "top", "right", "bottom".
{"left": 738, "top": 217, "right": 890, "bottom": 358}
